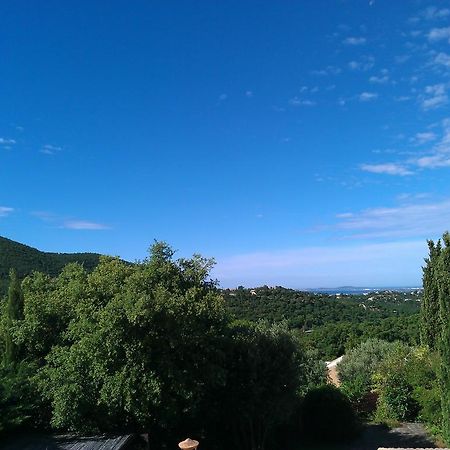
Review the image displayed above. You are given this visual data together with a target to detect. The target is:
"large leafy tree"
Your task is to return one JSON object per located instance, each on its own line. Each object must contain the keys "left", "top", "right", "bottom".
{"left": 36, "top": 243, "right": 227, "bottom": 437}
{"left": 0, "top": 241, "right": 326, "bottom": 446}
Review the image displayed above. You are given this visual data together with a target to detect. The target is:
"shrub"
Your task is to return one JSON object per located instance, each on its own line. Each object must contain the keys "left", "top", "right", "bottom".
{"left": 373, "top": 344, "right": 420, "bottom": 423}
{"left": 213, "top": 321, "right": 326, "bottom": 450}
{"left": 0, "top": 361, "right": 44, "bottom": 434}
{"left": 299, "top": 385, "right": 360, "bottom": 442}
{"left": 338, "top": 338, "right": 399, "bottom": 402}
{"left": 374, "top": 372, "right": 419, "bottom": 422}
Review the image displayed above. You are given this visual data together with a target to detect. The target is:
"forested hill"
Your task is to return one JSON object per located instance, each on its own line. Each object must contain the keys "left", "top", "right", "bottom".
{"left": 0, "top": 236, "right": 101, "bottom": 294}
{"left": 224, "top": 286, "right": 422, "bottom": 358}
{"left": 224, "top": 286, "right": 421, "bottom": 328}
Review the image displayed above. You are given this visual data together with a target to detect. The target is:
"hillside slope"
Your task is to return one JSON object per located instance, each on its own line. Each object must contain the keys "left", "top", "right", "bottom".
{"left": 0, "top": 236, "right": 101, "bottom": 294}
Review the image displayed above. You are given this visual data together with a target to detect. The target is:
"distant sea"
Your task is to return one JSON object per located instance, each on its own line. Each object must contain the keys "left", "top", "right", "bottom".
{"left": 304, "top": 286, "right": 423, "bottom": 295}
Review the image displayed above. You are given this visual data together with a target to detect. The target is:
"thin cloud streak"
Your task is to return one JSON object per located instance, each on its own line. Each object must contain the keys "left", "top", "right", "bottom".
{"left": 0, "top": 138, "right": 16, "bottom": 145}
{"left": 0, "top": 207, "right": 14, "bottom": 217}
{"left": 359, "top": 92, "right": 378, "bottom": 102}
{"left": 335, "top": 199, "right": 450, "bottom": 240}
{"left": 32, "top": 210, "right": 110, "bottom": 230}
{"left": 360, "top": 163, "right": 413, "bottom": 176}
{"left": 421, "top": 84, "right": 448, "bottom": 110}
{"left": 361, "top": 118, "right": 450, "bottom": 174}
{"left": 343, "top": 36, "right": 366, "bottom": 45}
{"left": 62, "top": 220, "right": 110, "bottom": 230}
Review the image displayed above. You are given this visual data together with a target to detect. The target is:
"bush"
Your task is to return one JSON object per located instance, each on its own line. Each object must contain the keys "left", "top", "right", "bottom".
{"left": 211, "top": 321, "right": 327, "bottom": 450}
{"left": 373, "top": 344, "right": 419, "bottom": 423}
{"left": 338, "top": 338, "right": 400, "bottom": 403}
{"left": 299, "top": 385, "right": 360, "bottom": 442}
{"left": 406, "top": 347, "right": 441, "bottom": 429}
{"left": 0, "top": 361, "right": 44, "bottom": 435}
{"left": 374, "top": 372, "right": 419, "bottom": 422}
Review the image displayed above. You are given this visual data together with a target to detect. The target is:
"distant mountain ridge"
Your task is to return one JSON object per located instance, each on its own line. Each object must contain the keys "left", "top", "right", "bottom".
{"left": 0, "top": 236, "right": 102, "bottom": 294}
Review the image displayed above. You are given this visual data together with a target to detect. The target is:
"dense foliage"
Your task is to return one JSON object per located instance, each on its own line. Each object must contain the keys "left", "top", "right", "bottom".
{"left": 299, "top": 385, "right": 360, "bottom": 442}
{"left": 420, "top": 233, "right": 450, "bottom": 443}
{"left": 224, "top": 286, "right": 420, "bottom": 329}
{"left": 303, "top": 314, "right": 420, "bottom": 360}
{"left": 338, "top": 339, "right": 400, "bottom": 403}
{"left": 1, "top": 235, "right": 443, "bottom": 448}
{"left": 224, "top": 286, "right": 421, "bottom": 359}
{"left": 338, "top": 339, "right": 440, "bottom": 430}
{"left": 0, "top": 243, "right": 326, "bottom": 450}
{"left": 420, "top": 240, "right": 442, "bottom": 350}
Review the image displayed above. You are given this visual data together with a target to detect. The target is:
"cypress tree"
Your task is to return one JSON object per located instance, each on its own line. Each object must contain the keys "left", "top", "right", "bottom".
{"left": 438, "top": 233, "right": 450, "bottom": 443}
{"left": 3, "top": 269, "right": 24, "bottom": 365}
{"left": 421, "top": 239, "right": 442, "bottom": 350}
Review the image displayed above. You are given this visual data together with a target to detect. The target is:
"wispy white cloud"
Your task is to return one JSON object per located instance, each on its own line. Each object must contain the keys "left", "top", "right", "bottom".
{"left": 411, "top": 7, "right": 450, "bottom": 23}
{"left": 63, "top": 220, "right": 110, "bottom": 230}
{"left": 310, "top": 65, "right": 341, "bottom": 76}
{"left": 397, "top": 192, "right": 430, "bottom": 201}
{"left": 348, "top": 56, "right": 375, "bottom": 71}
{"left": 225, "top": 197, "right": 450, "bottom": 286}
{"left": 415, "top": 154, "right": 450, "bottom": 168}
{"left": 421, "top": 84, "right": 448, "bottom": 110}
{"left": 343, "top": 36, "right": 366, "bottom": 45}
{"left": 289, "top": 97, "right": 316, "bottom": 106}
{"left": 413, "top": 120, "right": 450, "bottom": 167}
{"left": 422, "top": 6, "right": 450, "bottom": 20}
{"left": 428, "top": 26, "right": 450, "bottom": 42}
{"left": 41, "top": 144, "right": 62, "bottom": 155}
{"left": 361, "top": 119, "right": 450, "bottom": 174}
{"left": 0, "top": 138, "right": 16, "bottom": 145}
{"left": 369, "top": 75, "right": 389, "bottom": 84}
{"left": 360, "top": 163, "right": 413, "bottom": 176}
{"left": 433, "top": 52, "right": 450, "bottom": 67}
{"left": 334, "top": 198, "right": 450, "bottom": 239}
{"left": 413, "top": 131, "right": 437, "bottom": 144}
{"left": 300, "top": 85, "right": 319, "bottom": 94}
{"left": 394, "top": 95, "right": 411, "bottom": 102}
{"left": 32, "top": 210, "right": 110, "bottom": 230}
{"left": 0, "top": 206, "right": 14, "bottom": 217}
{"left": 359, "top": 92, "right": 378, "bottom": 102}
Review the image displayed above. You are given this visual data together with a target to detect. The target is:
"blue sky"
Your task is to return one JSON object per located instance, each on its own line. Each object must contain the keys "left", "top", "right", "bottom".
{"left": 1, "top": 0, "right": 450, "bottom": 288}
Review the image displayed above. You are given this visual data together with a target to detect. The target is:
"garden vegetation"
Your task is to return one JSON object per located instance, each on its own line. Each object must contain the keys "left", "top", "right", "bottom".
{"left": 3, "top": 234, "right": 450, "bottom": 448}
{"left": 0, "top": 242, "right": 327, "bottom": 450}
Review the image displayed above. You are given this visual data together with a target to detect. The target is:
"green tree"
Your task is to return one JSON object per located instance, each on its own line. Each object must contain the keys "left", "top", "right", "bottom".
{"left": 421, "top": 240, "right": 442, "bottom": 350}
{"left": 211, "top": 320, "right": 327, "bottom": 450}
{"left": 37, "top": 243, "right": 228, "bottom": 439}
{"left": 3, "top": 269, "right": 24, "bottom": 365}
{"left": 437, "top": 232, "right": 450, "bottom": 442}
